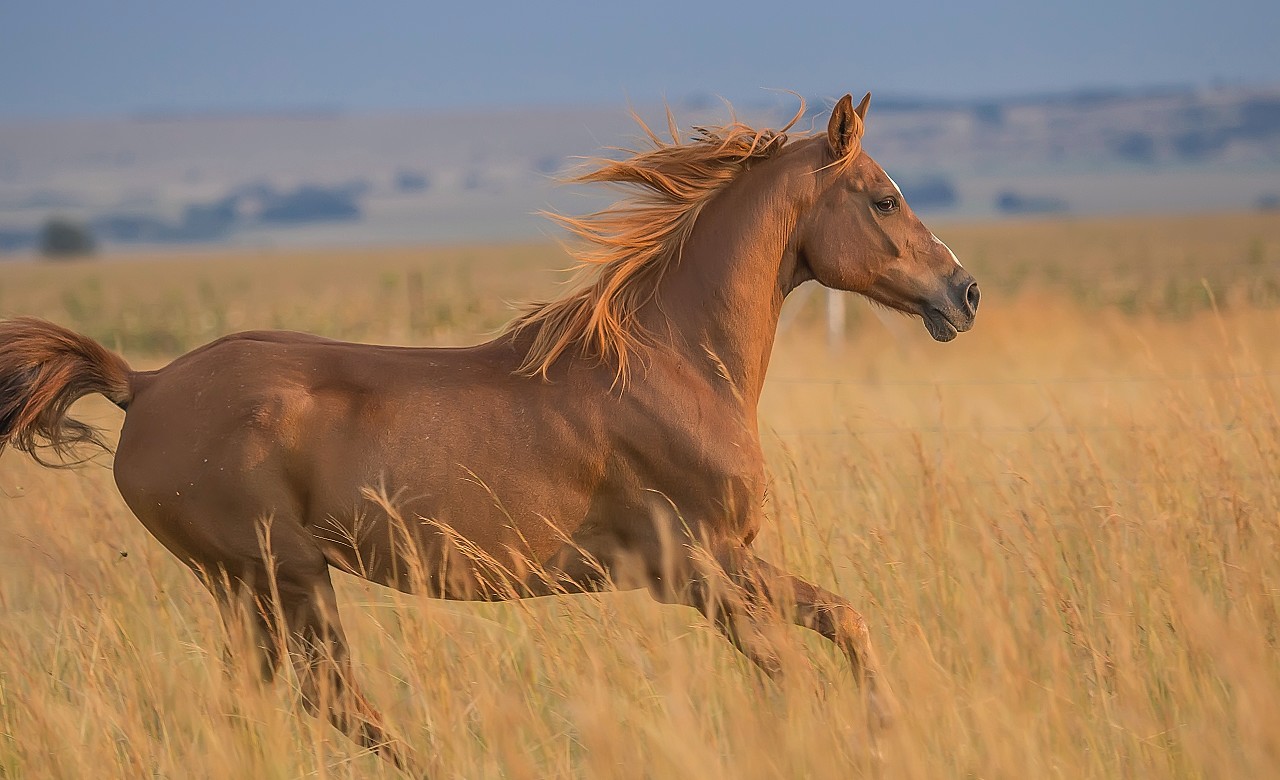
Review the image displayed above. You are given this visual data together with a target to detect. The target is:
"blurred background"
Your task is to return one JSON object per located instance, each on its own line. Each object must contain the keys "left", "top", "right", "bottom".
{"left": 5, "top": 5, "right": 1280, "bottom": 778}
{"left": 2, "top": 0, "right": 1279, "bottom": 253}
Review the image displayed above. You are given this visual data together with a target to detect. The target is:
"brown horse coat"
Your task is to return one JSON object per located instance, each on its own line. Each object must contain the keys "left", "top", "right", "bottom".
{"left": 0, "top": 94, "right": 978, "bottom": 768}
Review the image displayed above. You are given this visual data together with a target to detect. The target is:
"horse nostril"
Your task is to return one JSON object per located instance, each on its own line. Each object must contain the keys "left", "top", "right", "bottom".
{"left": 964, "top": 282, "right": 981, "bottom": 315}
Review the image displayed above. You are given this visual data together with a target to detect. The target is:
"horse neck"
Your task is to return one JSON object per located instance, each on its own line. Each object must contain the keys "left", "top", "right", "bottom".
{"left": 640, "top": 142, "right": 819, "bottom": 409}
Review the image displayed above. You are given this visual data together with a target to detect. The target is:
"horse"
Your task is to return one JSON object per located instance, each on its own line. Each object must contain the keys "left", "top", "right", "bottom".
{"left": 0, "top": 92, "right": 978, "bottom": 769}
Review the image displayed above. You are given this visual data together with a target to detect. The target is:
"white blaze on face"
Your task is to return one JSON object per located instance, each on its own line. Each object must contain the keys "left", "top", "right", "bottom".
{"left": 884, "top": 168, "right": 963, "bottom": 269}
{"left": 932, "top": 234, "right": 963, "bottom": 268}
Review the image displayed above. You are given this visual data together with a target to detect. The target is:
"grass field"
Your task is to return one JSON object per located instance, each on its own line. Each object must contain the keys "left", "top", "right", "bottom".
{"left": 1, "top": 211, "right": 1279, "bottom": 778}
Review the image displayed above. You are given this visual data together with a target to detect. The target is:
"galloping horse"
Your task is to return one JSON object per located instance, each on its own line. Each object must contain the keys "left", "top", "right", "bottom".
{"left": 0, "top": 93, "right": 978, "bottom": 767}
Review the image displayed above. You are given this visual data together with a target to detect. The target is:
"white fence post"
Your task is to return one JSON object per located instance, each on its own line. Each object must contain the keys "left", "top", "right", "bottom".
{"left": 826, "top": 288, "right": 846, "bottom": 352}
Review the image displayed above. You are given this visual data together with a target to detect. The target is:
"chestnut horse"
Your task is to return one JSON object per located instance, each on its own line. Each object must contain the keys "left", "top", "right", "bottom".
{"left": 0, "top": 93, "right": 978, "bottom": 768}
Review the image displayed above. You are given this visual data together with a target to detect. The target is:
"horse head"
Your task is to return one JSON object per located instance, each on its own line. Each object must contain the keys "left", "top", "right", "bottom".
{"left": 796, "top": 92, "right": 980, "bottom": 341}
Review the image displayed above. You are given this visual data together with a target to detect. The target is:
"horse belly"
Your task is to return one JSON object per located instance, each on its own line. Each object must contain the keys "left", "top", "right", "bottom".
{"left": 302, "top": 410, "right": 600, "bottom": 596}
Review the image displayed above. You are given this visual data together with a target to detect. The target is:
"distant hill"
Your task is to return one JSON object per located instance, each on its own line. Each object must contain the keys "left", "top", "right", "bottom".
{"left": 0, "top": 85, "right": 1277, "bottom": 252}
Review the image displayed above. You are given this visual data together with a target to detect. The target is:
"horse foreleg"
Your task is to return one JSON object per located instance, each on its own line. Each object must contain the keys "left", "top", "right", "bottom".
{"left": 676, "top": 548, "right": 895, "bottom": 728}
{"left": 674, "top": 557, "right": 788, "bottom": 678}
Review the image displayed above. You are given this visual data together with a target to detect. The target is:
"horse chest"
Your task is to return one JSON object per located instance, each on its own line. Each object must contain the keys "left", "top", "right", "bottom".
{"left": 606, "top": 400, "right": 765, "bottom": 543}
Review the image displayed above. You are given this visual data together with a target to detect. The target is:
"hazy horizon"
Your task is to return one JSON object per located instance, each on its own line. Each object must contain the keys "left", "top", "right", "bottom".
{"left": 3, "top": 1, "right": 1278, "bottom": 120}
{"left": 3, "top": 3, "right": 1278, "bottom": 250}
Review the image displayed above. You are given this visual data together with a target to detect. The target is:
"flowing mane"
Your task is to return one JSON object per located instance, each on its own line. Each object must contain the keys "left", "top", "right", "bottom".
{"left": 0, "top": 89, "right": 960, "bottom": 766}
{"left": 509, "top": 100, "right": 849, "bottom": 381}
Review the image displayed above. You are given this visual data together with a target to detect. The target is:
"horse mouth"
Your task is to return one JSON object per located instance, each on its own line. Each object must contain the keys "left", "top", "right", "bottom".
{"left": 923, "top": 308, "right": 961, "bottom": 342}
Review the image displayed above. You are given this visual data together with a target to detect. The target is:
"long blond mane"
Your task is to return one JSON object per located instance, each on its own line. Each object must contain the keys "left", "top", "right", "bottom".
{"left": 508, "top": 99, "right": 845, "bottom": 382}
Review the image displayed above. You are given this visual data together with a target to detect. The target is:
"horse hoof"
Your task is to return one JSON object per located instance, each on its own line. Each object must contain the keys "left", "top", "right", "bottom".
{"left": 866, "top": 686, "right": 898, "bottom": 731}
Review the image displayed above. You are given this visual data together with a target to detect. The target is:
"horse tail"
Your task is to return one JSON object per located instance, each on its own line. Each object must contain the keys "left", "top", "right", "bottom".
{"left": 0, "top": 317, "right": 134, "bottom": 467}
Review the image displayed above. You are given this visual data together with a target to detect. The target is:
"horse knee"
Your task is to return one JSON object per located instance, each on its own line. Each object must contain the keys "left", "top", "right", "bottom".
{"left": 290, "top": 645, "right": 345, "bottom": 710}
{"left": 824, "top": 605, "right": 872, "bottom": 657}
{"left": 293, "top": 663, "right": 327, "bottom": 716}
{"left": 291, "top": 651, "right": 408, "bottom": 763}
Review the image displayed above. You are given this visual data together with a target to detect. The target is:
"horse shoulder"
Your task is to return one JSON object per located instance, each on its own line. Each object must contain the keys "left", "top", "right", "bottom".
{"left": 608, "top": 365, "right": 767, "bottom": 543}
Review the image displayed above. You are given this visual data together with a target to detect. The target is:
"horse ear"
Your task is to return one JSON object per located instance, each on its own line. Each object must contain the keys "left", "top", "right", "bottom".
{"left": 854, "top": 91, "right": 871, "bottom": 121}
{"left": 826, "top": 94, "right": 863, "bottom": 158}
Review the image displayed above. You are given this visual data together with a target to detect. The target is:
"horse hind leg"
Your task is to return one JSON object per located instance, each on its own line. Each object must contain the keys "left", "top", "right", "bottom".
{"left": 288, "top": 577, "right": 414, "bottom": 767}
{"left": 113, "top": 433, "right": 414, "bottom": 767}
{"left": 198, "top": 568, "right": 284, "bottom": 685}
{"left": 162, "top": 515, "right": 415, "bottom": 770}
{"left": 250, "top": 546, "right": 416, "bottom": 771}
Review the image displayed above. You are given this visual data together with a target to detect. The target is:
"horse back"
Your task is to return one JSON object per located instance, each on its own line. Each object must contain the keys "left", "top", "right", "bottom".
{"left": 112, "top": 330, "right": 611, "bottom": 582}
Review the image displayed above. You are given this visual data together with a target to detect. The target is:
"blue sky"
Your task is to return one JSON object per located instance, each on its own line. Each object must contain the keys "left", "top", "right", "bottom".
{"left": 2, "top": 1, "right": 1278, "bottom": 118}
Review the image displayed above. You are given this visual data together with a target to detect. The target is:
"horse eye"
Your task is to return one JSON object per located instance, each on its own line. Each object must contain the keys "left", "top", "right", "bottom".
{"left": 875, "top": 196, "right": 899, "bottom": 214}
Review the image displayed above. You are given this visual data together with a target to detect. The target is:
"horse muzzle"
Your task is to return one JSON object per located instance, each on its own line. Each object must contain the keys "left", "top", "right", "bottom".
{"left": 922, "top": 274, "right": 979, "bottom": 342}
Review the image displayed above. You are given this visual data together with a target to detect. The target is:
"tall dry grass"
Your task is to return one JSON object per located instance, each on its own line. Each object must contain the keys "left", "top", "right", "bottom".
{"left": 1, "top": 212, "right": 1278, "bottom": 778}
